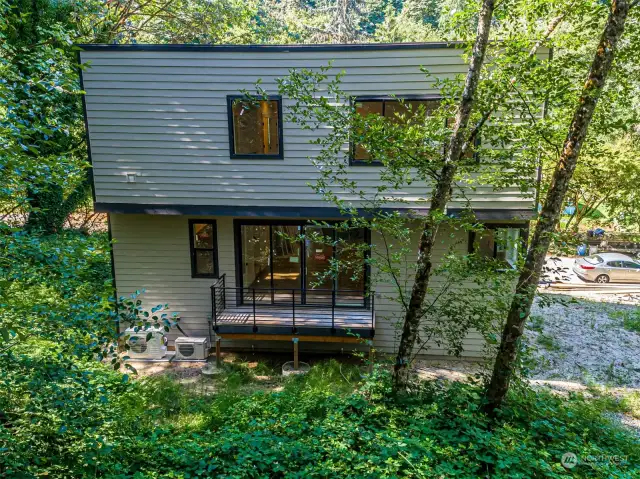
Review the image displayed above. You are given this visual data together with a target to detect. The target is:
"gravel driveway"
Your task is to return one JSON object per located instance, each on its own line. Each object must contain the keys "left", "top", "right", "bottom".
{"left": 527, "top": 297, "right": 640, "bottom": 388}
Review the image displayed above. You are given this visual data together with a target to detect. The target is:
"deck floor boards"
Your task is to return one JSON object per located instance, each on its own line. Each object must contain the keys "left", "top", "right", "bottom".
{"left": 215, "top": 305, "right": 374, "bottom": 330}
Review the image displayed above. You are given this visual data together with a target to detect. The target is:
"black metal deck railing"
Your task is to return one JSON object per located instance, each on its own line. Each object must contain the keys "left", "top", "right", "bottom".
{"left": 210, "top": 274, "right": 375, "bottom": 337}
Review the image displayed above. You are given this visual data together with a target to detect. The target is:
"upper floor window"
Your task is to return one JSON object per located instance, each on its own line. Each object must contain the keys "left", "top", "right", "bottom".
{"left": 227, "top": 95, "right": 283, "bottom": 159}
{"left": 351, "top": 97, "right": 441, "bottom": 164}
{"left": 189, "top": 220, "right": 219, "bottom": 278}
{"left": 351, "top": 96, "right": 479, "bottom": 165}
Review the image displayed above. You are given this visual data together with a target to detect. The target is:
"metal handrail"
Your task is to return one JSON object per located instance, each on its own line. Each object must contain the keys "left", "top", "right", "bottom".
{"left": 228, "top": 286, "right": 368, "bottom": 293}
{"left": 292, "top": 289, "right": 296, "bottom": 332}
{"left": 210, "top": 283, "right": 375, "bottom": 334}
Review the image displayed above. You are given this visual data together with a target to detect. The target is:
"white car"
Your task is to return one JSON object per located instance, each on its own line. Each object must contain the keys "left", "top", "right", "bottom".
{"left": 573, "top": 253, "right": 640, "bottom": 284}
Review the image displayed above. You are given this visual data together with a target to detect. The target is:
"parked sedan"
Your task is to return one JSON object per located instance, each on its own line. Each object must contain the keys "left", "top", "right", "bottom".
{"left": 573, "top": 253, "right": 640, "bottom": 283}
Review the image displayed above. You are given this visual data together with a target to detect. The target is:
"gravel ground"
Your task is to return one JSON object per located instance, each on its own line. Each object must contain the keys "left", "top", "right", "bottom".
{"left": 527, "top": 297, "right": 640, "bottom": 388}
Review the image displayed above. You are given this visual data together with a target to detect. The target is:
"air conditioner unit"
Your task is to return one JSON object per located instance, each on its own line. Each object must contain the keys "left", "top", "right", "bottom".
{"left": 174, "top": 337, "right": 209, "bottom": 361}
{"left": 124, "top": 327, "right": 167, "bottom": 360}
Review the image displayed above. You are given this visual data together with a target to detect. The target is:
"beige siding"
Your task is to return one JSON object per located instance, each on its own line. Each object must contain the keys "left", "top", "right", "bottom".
{"left": 111, "top": 213, "right": 484, "bottom": 357}
{"left": 111, "top": 214, "right": 235, "bottom": 341}
{"left": 81, "top": 46, "right": 542, "bottom": 212}
{"left": 370, "top": 226, "right": 486, "bottom": 358}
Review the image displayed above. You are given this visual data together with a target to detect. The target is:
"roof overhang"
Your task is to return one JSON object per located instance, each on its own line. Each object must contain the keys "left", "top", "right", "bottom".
{"left": 76, "top": 42, "right": 466, "bottom": 53}
{"left": 95, "top": 203, "right": 534, "bottom": 222}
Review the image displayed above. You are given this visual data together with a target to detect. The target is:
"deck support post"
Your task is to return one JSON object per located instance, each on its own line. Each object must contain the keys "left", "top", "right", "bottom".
{"left": 215, "top": 337, "right": 221, "bottom": 368}
{"left": 293, "top": 337, "right": 299, "bottom": 370}
{"left": 367, "top": 340, "right": 374, "bottom": 374}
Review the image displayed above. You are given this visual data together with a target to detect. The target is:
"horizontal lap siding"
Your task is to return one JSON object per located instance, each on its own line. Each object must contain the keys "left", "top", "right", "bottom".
{"left": 81, "top": 48, "right": 534, "bottom": 211}
{"left": 112, "top": 214, "right": 484, "bottom": 358}
{"left": 371, "top": 224, "right": 485, "bottom": 358}
{"left": 111, "top": 214, "right": 236, "bottom": 342}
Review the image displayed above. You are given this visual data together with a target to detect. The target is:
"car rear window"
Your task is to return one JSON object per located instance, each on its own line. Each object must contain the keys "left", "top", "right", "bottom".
{"left": 585, "top": 255, "right": 603, "bottom": 264}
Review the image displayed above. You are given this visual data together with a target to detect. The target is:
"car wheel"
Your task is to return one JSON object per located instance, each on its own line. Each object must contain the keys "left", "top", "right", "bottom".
{"left": 595, "top": 274, "right": 610, "bottom": 284}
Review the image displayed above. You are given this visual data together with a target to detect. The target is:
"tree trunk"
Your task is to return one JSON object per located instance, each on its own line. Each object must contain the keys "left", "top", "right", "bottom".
{"left": 392, "top": 0, "right": 496, "bottom": 392}
{"left": 483, "top": 0, "right": 631, "bottom": 414}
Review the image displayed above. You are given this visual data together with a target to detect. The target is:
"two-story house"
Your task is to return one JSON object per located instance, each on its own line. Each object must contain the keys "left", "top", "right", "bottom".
{"left": 79, "top": 43, "right": 537, "bottom": 358}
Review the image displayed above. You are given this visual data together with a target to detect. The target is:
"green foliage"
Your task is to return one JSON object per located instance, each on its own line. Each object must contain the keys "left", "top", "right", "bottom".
{"left": 1, "top": 357, "right": 638, "bottom": 478}
{"left": 0, "top": 225, "right": 115, "bottom": 357}
{"left": 0, "top": 228, "right": 636, "bottom": 477}
{"left": 620, "top": 392, "right": 640, "bottom": 420}
{"left": 528, "top": 314, "right": 545, "bottom": 332}
{"left": 610, "top": 308, "right": 640, "bottom": 334}
{"left": 564, "top": 134, "right": 640, "bottom": 231}
{"left": 535, "top": 333, "right": 562, "bottom": 351}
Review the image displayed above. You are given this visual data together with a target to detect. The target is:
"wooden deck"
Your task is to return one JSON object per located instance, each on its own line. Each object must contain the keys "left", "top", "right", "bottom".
{"left": 210, "top": 280, "right": 375, "bottom": 338}
{"left": 213, "top": 304, "right": 375, "bottom": 337}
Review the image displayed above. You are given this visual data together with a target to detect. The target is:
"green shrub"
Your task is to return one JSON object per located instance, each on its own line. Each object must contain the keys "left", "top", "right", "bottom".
{"left": 536, "top": 333, "right": 562, "bottom": 351}
{"left": 0, "top": 226, "right": 115, "bottom": 358}
{"left": 622, "top": 312, "right": 640, "bottom": 334}
{"left": 609, "top": 308, "right": 640, "bottom": 334}
{"left": 1, "top": 350, "right": 638, "bottom": 478}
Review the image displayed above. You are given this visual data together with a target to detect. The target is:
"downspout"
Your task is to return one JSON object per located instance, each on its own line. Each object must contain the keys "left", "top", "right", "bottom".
{"left": 107, "top": 214, "right": 120, "bottom": 343}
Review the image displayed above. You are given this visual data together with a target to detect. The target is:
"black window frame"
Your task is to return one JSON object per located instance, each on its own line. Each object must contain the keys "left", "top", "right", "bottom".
{"left": 233, "top": 219, "right": 372, "bottom": 308}
{"left": 349, "top": 94, "right": 442, "bottom": 166}
{"left": 227, "top": 94, "right": 284, "bottom": 160}
{"left": 349, "top": 94, "right": 481, "bottom": 166}
{"left": 468, "top": 223, "right": 529, "bottom": 267}
{"left": 189, "top": 219, "right": 220, "bottom": 278}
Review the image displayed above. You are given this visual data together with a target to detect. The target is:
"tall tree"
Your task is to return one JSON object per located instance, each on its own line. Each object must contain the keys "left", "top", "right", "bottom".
{"left": 391, "top": 0, "right": 496, "bottom": 392}
{"left": 484, "top": 0, "right": 635, "bottom": 414}
{"left": 562, "top": 135, "right": 640, "bottom": 232}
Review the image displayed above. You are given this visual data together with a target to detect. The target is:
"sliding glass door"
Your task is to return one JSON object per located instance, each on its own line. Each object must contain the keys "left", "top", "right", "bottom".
{"left": 336, "top": 229, "right": 366, "bottom": 306}
{"left": 271, "top": 225, "right": 302, "bottom": 291}
{"left": 238, "top": 221, "right": 368, "bottom": 307}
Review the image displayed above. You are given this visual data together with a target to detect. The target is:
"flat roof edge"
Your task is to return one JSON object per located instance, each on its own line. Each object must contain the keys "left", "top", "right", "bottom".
{"left": 76, "top": 42, "right": 466, "bottom": 52}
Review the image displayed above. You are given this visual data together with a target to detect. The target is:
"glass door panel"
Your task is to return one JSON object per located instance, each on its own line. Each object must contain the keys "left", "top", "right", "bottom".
{"left": 241, "top": 225, "right": 270, "bottom": 304}
{"left": 271, "top": 225, "right": 302, "bottom": 302}
{"left": 336, "top": 229, "right": 366, "bottom": 306}
{"left": 305, "top": 226, "right": 335, "bottom": 306}
{"left": 238, "top": 222, "right": 368, "bottom": 308}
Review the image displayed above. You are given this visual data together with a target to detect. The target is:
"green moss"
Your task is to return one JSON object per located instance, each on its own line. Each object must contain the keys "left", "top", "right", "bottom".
{"left": 536, "top": 333, "right": 562, "bottom": 351}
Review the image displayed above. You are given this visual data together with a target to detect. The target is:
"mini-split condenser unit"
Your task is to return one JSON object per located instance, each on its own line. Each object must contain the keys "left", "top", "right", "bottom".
{"left": 174, "top": 337, "right": 209, "bottom": 361}
{"left": 124, "top": 327, "right": 167, "bottom": 360}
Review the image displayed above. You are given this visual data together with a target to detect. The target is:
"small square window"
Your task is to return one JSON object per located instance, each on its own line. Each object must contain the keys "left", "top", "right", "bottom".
{"left": 471, "top": 227, "right": 521, "bottom": 268}
{"left": 189, "top": 220, "right": 219, "bottom": 278}
{"left": 228, "top": 96, "right": 283, "bottom": 159}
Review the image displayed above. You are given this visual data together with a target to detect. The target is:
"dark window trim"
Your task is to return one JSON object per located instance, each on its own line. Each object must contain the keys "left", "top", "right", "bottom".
{"left": 189, "top": 219, "right": 219, "bottom": 278}
{"left": 233, "top": 219, "right": 371, "bottom": 307}
{"left": 227, "top": 95, "right": 284, "bottom": 160}
{"left": 349, "top": 94, "right": 443, "bottom": 166}
{"left": 468, "top": 223, "right": 529, "bottom": 256}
